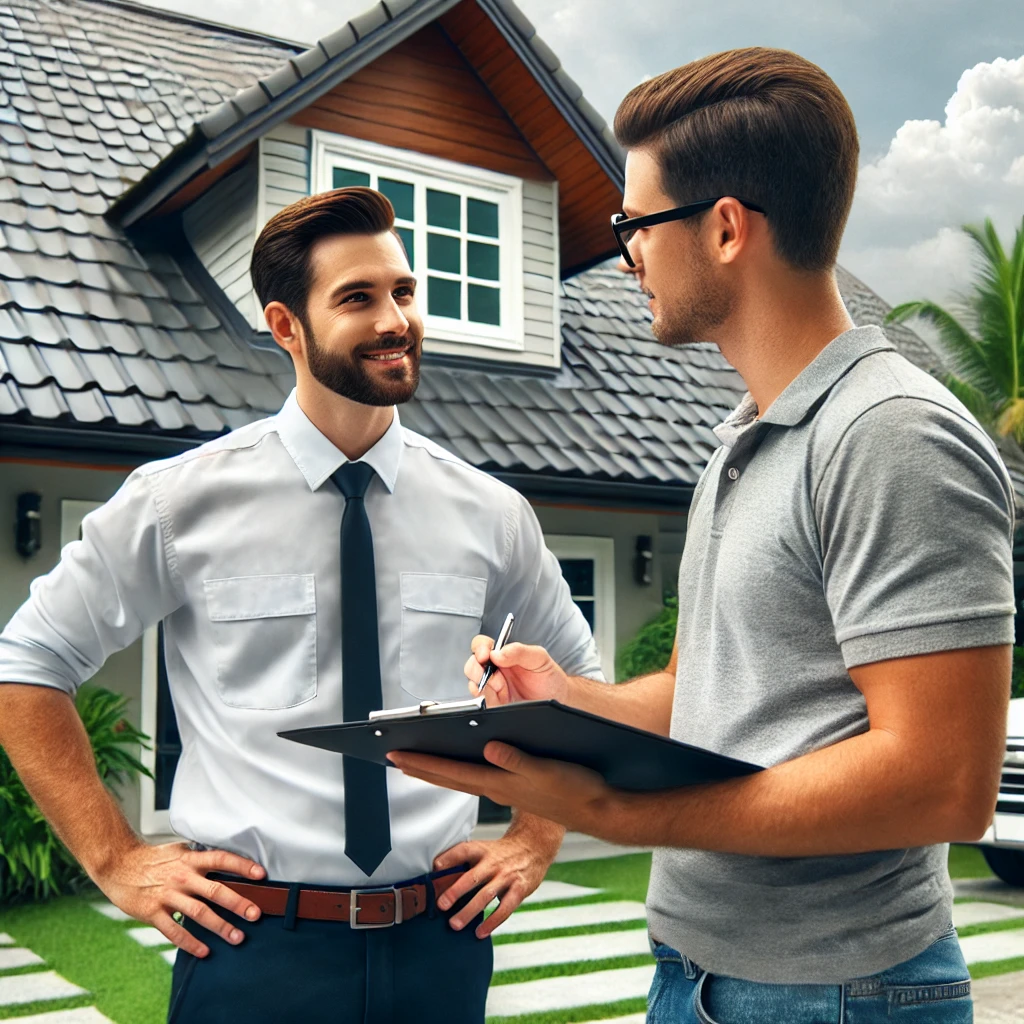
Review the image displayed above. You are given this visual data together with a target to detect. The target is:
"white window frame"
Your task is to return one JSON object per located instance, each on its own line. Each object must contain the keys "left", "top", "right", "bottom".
{"left": 310, "top": 131, "right": 524, "bottom": 352}
{"left": 60, "top": 499, "right": 169, "bottom": 837}
{"left": 545, "top": 535, "right": 616, "bottom": 682}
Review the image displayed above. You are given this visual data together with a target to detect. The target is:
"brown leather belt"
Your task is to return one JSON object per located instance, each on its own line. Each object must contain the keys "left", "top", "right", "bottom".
{"left": 220, "top": 872, "right": 465, "bottom": 928}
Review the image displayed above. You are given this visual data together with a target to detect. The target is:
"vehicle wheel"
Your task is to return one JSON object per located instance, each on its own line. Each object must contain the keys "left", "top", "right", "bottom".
{"left": 981, "top": 847, "right": 1024, "bottom": 887}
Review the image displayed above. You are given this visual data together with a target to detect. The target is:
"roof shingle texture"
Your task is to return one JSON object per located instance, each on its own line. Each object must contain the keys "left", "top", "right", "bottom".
{"left": 0, "top": 0, "right": 951, "bottom": 495}
{"left": 0, "top": 0, "right": 298, "bottom": 432}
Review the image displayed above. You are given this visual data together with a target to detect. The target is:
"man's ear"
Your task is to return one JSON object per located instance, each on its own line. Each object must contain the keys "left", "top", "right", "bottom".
{"left": 711, "top": 197, "right": 755, "bottom": 266}
{"left": 265, "top": 302, "right": 304, "bottom": 360}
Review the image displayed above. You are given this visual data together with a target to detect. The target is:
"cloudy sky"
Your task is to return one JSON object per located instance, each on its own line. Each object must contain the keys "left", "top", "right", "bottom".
{"left": 143, "top": 0, "right": 1024, "bottom": 310}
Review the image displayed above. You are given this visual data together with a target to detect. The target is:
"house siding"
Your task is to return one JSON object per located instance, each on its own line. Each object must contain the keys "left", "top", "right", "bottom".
{"left": 181, "top": 154, "right": 260, "bottom": 329}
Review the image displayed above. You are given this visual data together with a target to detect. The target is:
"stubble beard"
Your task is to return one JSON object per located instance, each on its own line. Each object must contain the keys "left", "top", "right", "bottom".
{"left": 306, "top": 327, "right": 422, "bottom": 407}
{"left": 650, "top": 244, "right": 735, "bottom": 349}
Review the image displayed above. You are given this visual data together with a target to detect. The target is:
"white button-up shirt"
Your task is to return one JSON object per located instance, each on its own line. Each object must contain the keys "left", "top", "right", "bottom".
{"left": 0, "top": 391, "right": 602, "bottom": 885}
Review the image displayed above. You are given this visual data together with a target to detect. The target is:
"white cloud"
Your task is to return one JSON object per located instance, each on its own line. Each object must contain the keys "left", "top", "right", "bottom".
{"left": 840, "top": 55, "right": 1024, "bottom": 307}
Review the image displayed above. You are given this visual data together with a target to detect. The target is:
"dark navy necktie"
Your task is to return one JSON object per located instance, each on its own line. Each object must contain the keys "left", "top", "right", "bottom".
{"left": 332, "top": 461, "right": 392, "bottom": 876}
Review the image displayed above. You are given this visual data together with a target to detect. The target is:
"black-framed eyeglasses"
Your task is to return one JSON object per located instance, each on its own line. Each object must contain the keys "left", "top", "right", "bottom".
{"left": 610, "top": 197, "right": 767, "bottom": 268}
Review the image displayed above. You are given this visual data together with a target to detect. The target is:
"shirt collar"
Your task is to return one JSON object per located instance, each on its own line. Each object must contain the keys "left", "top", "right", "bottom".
{"left": 714, "top": 325, "right": 896, "bottom": 446}
{"left": 275, "top": 390, "right": 403, "bottom": 494}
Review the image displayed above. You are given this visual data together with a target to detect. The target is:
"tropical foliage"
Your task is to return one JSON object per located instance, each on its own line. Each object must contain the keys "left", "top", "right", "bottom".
{"left": 0, "top": 685, "right": 151, "bottom": 904}
{"left": 887, "top": 217, "right": 1024, "bottom": 443}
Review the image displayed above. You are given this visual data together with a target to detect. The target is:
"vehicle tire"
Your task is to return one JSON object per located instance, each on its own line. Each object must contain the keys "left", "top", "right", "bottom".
{"left": 981, "top": 846, "right": 1024, "bottom": 887}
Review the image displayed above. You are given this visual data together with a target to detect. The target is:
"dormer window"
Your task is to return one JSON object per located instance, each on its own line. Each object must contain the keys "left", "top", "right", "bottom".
{"left": 311, "top": 133, "right": 524, "bottom": 352}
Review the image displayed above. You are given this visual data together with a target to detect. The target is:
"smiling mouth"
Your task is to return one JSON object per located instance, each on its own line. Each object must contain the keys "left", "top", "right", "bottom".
{"left": 362, "top": 345, "right": 413, "bottom": 363}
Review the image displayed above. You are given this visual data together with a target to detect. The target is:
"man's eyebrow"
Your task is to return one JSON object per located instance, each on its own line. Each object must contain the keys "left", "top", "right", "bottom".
{"left": 328, "top": 276, "right": 417, "bottom": 302}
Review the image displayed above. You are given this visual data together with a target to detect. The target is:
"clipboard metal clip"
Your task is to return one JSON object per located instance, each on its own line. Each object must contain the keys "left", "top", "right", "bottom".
{"left": 367, "top": 695, "right": 486, "bottom": 722}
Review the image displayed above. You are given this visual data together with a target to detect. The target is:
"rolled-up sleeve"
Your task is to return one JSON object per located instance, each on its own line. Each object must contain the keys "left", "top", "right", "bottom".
{"left": 0, "top": 468, "right": 185, "bottom": 694}
{"left": 487, "top": 492, "right": 605, "bottom": 681}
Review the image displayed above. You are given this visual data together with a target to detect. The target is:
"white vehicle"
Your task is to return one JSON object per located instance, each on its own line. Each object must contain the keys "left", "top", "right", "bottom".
{"left": 977, "top": 697, "right": 1024, "bottom": 886}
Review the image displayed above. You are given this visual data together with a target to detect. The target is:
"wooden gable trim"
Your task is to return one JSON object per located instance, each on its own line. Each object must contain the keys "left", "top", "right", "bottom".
{"left": 291, "top": 24, "right": 553, "bottom": 184}
{"left": 441, "top": 0, "right": 622, "bottom": 275}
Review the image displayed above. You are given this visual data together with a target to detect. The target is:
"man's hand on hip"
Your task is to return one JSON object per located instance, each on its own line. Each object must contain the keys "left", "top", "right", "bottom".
{"left": 94, "top": 841, "right": 267, "bottom": 958}
{"left": 432, "top": 817, "right": 563, "bottom": 938}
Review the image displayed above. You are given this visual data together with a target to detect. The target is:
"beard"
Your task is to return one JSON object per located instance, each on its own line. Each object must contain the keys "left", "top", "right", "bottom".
{"left": 650, "top": 242, "right": 735, "bottom": 348}
{"left": 306, "top": 328, "right": 422, "bottom": 407}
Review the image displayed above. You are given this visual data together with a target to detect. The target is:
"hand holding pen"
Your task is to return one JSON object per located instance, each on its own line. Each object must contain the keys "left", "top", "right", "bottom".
{"left": 467, "top": 614, "right": 572, "bottom": 706}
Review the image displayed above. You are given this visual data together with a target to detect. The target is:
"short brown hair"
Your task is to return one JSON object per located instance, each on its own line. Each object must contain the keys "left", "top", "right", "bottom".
{"left": 251, "top": 187, "right": 397, "bottom": 326}
{"left": 613, "top": 48, "right": 859, "bottom": 271}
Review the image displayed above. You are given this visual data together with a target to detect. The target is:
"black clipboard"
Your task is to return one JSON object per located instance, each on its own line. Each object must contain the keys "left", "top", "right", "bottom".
{"left": 278, "top": 699, "right": 761, "bottom": 791}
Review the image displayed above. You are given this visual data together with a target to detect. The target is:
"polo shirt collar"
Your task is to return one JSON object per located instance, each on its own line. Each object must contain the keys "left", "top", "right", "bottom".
{"left": 275, "top": 389, "right": 403, "bottom": 494}
{"left": 715, "top": 325, "right": 896, "bottom": 446}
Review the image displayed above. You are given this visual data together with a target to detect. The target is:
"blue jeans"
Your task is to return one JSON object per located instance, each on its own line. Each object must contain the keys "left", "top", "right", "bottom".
{"left": 648, "top": 925, "right": 972, "bottom": 1023}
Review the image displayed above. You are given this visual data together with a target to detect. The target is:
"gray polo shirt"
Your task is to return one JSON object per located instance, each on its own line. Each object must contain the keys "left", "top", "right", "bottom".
{"left": 646, "top": 325, "right": 1015, "bottom": 984}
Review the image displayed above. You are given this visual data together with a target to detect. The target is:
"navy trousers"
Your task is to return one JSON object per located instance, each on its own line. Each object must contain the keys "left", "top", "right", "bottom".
{"left": 167, "top": 882, "right": 493, "bottom": 1023}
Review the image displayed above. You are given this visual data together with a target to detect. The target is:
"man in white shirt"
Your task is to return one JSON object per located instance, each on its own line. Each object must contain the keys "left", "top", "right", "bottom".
{"left": 0, "top": 186, "right": 602, "bottom": 1023}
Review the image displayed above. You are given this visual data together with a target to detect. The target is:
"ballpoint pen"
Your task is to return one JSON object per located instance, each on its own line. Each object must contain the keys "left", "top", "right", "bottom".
{"left": 477, "top": 612, "right": 515, "bottom": 695}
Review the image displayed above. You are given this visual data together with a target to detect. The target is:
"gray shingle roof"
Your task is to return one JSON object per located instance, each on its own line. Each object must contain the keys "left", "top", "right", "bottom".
{"left": 0, "top": 0, "right": 299, "bottom": 434}
{"left": 0, "top": 0, "right": 960, "bottom": 501}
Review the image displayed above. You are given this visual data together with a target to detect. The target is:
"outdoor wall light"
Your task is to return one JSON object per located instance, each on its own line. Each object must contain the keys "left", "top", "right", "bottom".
{"left": 634, "top": 534, "right": 653, "bottom": 586}
{"left": 15, "top": 492, "right": 42, "bottom": 559}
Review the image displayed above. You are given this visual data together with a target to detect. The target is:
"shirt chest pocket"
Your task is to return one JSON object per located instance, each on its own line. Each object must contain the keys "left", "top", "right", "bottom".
{"left": 204, "top": 574, "right": 317, "bottom": 710}
{"left": 400, "top": 573, "right": 487, "bottom": 701}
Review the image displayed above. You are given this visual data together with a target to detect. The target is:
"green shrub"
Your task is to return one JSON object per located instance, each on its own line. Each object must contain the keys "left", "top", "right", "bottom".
{"left": 1012, "top": 647, "right": 1024, "bottom": 700}
{"left": 615, "top": 597, "right": 679, "bottom": 682}
{"left": 0, "top": 685, "right": 151, "bottom": 904}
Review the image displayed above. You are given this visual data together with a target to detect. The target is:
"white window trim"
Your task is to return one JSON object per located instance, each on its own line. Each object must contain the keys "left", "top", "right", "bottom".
{"left": 545, "top": 535, "right": 616, "bottom": 682}
{"left": 310, "top": 131, "right": 524, "bottom": 352}
{"left": 59, "top": 499, "right": 169, "bottom": 837}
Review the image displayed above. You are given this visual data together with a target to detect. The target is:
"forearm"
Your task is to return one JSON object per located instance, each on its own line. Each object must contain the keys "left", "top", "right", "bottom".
{"left": 602, "top": 725, "right": 992, "bottom": 855}
{"left": 564, "top": 669, "right": 675, "bottom": 735}
{"left": 0, "top": 683, "right": 141, "bottom": 877}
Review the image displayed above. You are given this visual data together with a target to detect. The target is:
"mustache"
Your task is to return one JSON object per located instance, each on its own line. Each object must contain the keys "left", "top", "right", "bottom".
{"left": 353, "top": 335, "right": 420, "bottom": 356}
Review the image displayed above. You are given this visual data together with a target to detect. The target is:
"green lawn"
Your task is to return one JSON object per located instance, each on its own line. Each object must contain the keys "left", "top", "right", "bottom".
{"left": 0, "top": 845, "right": 1016, "bottom": 1024}
{"left": 0, "top": 894, "right": 169, "bottom": 1024}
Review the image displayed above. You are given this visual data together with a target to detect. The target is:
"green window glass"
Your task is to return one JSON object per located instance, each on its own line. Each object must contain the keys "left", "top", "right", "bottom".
{"left": 427, "top": 233, "right": 460, "bottom": 274}
{"left": 427, "top": 189, "right": 460, "bottom": 230}
{"left": 468, "top": 284, "right": 500, "bottom": 326}
{"left": 395, "top": 226, "right": 414, "bottom": 269}
{"left": 467, "top": 198, "right": 499, "bottom": 238}
{"left": 428, "top": 276, "right": 461, "bottom": 319}
{"left": 379, "top": 178, "right": 414, "bottom": 221}
{"left": 467, "top": 241, "right": 499, "bottom": 281}
{"left": 333, "top": 167, "right": 370, "bottom": 189}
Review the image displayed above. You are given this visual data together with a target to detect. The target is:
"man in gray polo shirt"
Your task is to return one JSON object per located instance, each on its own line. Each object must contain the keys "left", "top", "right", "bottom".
{"left": 391, "top": 47, "right": 1014, "bottom": 1022}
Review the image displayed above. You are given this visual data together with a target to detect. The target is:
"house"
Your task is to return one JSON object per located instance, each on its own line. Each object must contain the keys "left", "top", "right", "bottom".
{"left": 0, "top": 0, "right": 978, "bottom": 836}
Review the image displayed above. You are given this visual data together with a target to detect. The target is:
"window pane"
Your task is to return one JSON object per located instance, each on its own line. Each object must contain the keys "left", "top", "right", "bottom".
{"left": 467, "top": 241, "right": 499, "bottom": 281}
{"left": 575, "top": 599, "right": 596, "bottom": 631}
{"left": 396, "top": 226, "right": 414, "bottom": 269}
{"left": 428, "top": 276, "right": 461, "bottom": 319}
{"left": 428, "top": 232, "right": 461, "bottom": 274}
{"left": 333, "top": 167, "right": 370, "bottom": 188}
{"left": 468, "top": 284, "right": 500, "bottom": 325}
{"left": 559, "top": 558, "right": 594, "bottom": 597}
{"left": 379, "top": 177, "right": 414, "bottom": 221}
{"left": 468, "top": 198, "right": 499, "bottom": 238}
{"left": 427, "top": 189, "right": 461, "bottom": 230}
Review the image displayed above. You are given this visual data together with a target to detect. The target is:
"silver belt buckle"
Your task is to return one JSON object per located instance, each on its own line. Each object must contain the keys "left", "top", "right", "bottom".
{"left": 349, "top": 886, "right": 401, "bottom": 929}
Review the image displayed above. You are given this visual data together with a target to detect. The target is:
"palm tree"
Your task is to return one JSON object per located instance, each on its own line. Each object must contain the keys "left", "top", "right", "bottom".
{"left": 886, "top": 217, "right": 1024, "bottom": 447}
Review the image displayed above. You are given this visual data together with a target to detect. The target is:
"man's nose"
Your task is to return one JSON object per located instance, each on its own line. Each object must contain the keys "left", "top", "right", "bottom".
{"left": 377, "top": 298, "right": 410, "bottom": 336}
{"left": 617, "top": 253, "right": 641, "bottom": 276}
